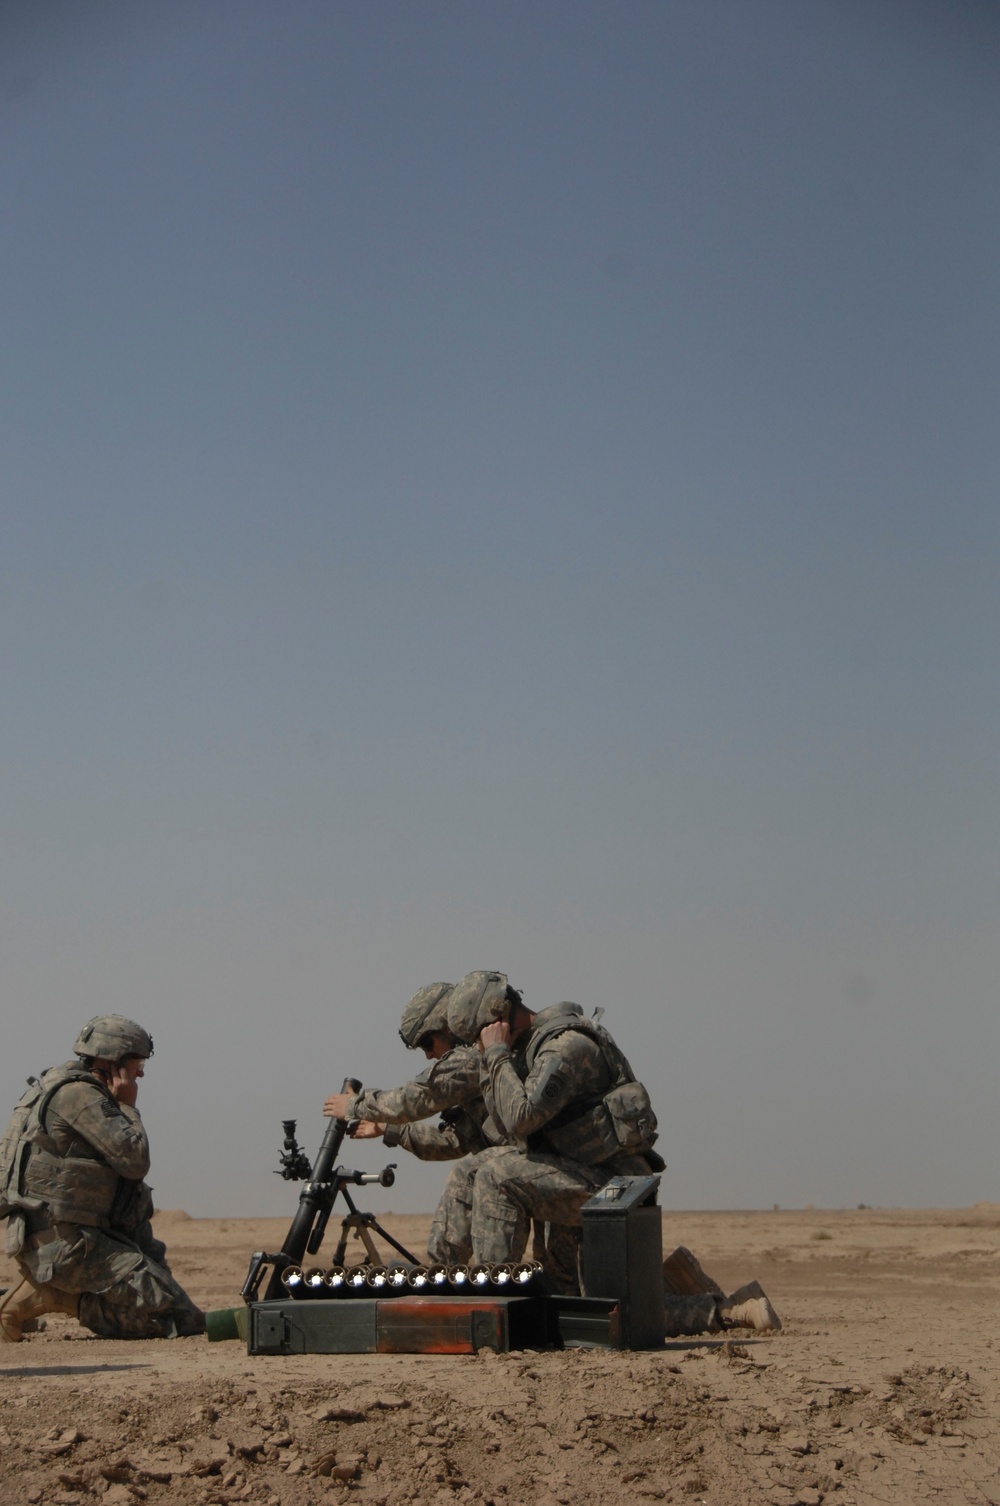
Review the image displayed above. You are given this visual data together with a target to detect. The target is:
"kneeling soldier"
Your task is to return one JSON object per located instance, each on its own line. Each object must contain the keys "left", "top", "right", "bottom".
{"left": 0, "top": 1015, "right": 204, "bottom": 1342}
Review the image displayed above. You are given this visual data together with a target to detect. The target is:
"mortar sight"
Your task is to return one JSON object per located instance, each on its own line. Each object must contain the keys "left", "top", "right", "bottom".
{"left": 275, "top": 1120, "right": 313, "bottom": 1182}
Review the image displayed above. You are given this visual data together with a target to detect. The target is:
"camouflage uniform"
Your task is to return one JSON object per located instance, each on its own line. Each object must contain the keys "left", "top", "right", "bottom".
{"left": 426, "top": 1159, "right": 479, "bottom": 1266}
{"left": 12, "top": 1064, "right": 203, "bottom": 1339}
{"left": 470, "top": 1006, "right": 658, "bottom": 1265}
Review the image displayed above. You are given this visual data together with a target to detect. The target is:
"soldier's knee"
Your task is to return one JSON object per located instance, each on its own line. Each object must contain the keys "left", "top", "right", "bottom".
{"left": 472, "top": 1155, "right": 510, "bottom": 1200}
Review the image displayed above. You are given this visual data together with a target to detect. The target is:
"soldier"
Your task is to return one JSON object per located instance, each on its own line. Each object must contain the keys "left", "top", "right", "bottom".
{"left": 445, "top": 971, "right": 662, "bottom": 1268}
{"left": 0, "top": 1015, "right": 204, "bottom": 1343}
{"left": 322, "top": 982, "right": 495, "bottom": 1267}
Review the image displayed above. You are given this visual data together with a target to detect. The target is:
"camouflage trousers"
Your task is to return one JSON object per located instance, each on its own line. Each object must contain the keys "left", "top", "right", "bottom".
{"left": 427, "top": 1154, "right": 585, "bottom": 1293}
{"left": 427, "top": 1160, "right": 476, "bottom": 1266}
{"left": 468, "top": 1147, "right": 606, "bottom": 1265}
{"left": 18, "top": 1218, "right": 204, "bottom": 1339}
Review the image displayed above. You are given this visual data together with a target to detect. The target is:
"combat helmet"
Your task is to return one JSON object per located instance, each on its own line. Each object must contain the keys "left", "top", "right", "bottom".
{"left": 73, "top": 1015, "right": 154, "bottom": 1063}
{"left": 445, "top": 970, "right": 517, "bottom": 1045}
{"left": 399, "top": 983, "right": 454, "bottom": 1049}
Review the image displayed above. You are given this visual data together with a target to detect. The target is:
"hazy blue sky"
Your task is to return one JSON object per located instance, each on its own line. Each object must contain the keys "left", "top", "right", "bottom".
{"left": 1, "top": 0, "right": 997, "bottom": 1219}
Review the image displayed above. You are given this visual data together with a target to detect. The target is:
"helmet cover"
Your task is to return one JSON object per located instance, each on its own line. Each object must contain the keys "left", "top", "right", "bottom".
{"left": 74, "top": 1015, "right": 154, "bottom": 1063}
{"left": 445, "top": 970, "right": 512, "bottom": 1044}
{"left": 398, "top": 983, "right": 454, "bottom": 1049}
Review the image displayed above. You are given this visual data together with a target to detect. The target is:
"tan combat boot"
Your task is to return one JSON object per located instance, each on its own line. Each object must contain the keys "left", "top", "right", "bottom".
{"left": 0, "top": 1279, "right": 79, "bottom": 1342}
{"left": 717, "top": 1280, "right": 782, "bottom": 1332}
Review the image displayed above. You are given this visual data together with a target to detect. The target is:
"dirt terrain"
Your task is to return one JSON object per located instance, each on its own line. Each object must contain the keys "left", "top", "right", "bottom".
{"left": 2, "top": 1204, "right": 998, "bottom": 1506}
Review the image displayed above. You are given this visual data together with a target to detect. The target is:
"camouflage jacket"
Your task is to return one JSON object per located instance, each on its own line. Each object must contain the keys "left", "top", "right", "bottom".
{"left": 384, "top": 1115, "right": 488, "bottom": 1161}
{"left": 349, "top": 1045, "right": 500, "bottom": 1163}
{"left": 347, "top": 1045, "right": 484, "bottom": 1126}
{"left": 480, "top": 1006, "right": 654, "bottom": 1165}
{"left": 41, "top": 1071, "right": 150, "bottom": 1180}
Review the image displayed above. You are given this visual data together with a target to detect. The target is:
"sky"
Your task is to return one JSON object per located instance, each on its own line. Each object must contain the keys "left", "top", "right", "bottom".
{"left": 1, "top": 0, "right": 997, "bottom": 1221}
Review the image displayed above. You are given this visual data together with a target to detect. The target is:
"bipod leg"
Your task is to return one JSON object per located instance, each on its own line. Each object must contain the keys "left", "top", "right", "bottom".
{"left": 334, "top": 1213, "right": 383, "bottom": 1266}
{"left": 363, "top": 1218, "right": 419, "bottom": 1265}
{"left": 332, "top": 1212, "right": 419, "bottom": 1266}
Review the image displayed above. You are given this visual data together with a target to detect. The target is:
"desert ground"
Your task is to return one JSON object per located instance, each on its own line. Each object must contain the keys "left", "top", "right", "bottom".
{"left": 1, "top": 1203, "right": 998, "bottom": 1506}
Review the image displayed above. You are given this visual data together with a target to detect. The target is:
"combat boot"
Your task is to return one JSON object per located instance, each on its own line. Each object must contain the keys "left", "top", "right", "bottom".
{"left": 717, "top": 1281, "right": 782, "bottom": 1332}
{"left": 0, "top": 1278, "right": 79, "bottom": 1342}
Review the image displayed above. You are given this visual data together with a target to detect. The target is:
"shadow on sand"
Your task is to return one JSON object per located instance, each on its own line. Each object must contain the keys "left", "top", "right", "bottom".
{"left": 0, "top": 1363, "right": 150, "bottom": 1377}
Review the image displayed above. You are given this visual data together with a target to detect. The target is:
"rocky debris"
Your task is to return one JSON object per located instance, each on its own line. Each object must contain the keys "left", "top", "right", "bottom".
{"left": 662, "top": 1245, "right": 724, "bottom": 1297}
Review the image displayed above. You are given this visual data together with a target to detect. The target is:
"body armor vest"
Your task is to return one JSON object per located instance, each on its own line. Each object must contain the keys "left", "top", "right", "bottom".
{"left": 0, "top": 1064, "right": 122, "bottom": 1228}
{"left": 522, "top": 1007, "right": 658, "bottom": 1164}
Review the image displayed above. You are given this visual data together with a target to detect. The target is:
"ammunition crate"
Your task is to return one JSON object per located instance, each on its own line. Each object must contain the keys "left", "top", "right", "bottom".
{"left": 248, "top": 1295, "right": 552, "bottom": 1355}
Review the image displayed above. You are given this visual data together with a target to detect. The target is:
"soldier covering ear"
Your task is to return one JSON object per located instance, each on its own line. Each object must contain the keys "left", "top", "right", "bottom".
{"left": 0, "top": 1016, "right": 203, "bottom": 1343}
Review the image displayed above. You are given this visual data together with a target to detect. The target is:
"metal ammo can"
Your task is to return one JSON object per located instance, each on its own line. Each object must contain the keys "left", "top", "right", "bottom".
{"left": 581, "top": 1173, "right": 664, "bottom": 1349}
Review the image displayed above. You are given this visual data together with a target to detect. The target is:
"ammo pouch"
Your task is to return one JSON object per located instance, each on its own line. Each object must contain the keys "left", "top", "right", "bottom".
{"left": 603, "top": 1079, "right": 658, "bottom": 1154}
{"left": 109, "top": 1177, "right": 154, "bottom": 1236}
{"left": 534, "top": 1085, "right": 658, "bottom": 1165}
{"left": 4, "top": 1210, "right": 27, "bottom": 1258}
{"left": 22, "top": 1147, "right": 120, "bottom": 1228}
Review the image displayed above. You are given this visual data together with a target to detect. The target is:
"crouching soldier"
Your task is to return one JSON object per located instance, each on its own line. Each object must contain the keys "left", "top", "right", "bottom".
{"left": 0, "top": 1015, "right": 204, "bottom": 1342}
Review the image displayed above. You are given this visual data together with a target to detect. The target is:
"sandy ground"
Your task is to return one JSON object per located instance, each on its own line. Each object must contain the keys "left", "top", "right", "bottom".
{"left": 2, "top": 1203, "right": 998, "bottom": 1506}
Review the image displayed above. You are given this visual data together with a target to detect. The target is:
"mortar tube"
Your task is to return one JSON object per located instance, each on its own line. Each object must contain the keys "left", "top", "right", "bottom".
{"left": 281, "top": 1266, "right": 305, "bottom": 1292}
{"left": 365, "top": 1266, "right": 390, "bottom": 1289}
{"left": 324, "top": 1266, "right": 347, "bottom": 1292}
{"left": 346, "top": 1265, "right": 370, "bottom": 1290}
{"left": 407, "top": 1266, "right": 430, "bottom": 1290}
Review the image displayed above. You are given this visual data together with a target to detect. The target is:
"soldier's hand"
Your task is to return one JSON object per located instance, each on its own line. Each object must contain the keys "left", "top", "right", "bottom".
{"left": 479, "top": 1020, "right": 512, "bottom": 1052}
{"left": 350, "top": 1120, "right": 385, "bottom": 1139}
{"left": 109, "top": 1058, "right": 143, "bottom": 1107}
{"left": 323, "top": 1092, "right": 354, "bottom": 1120}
